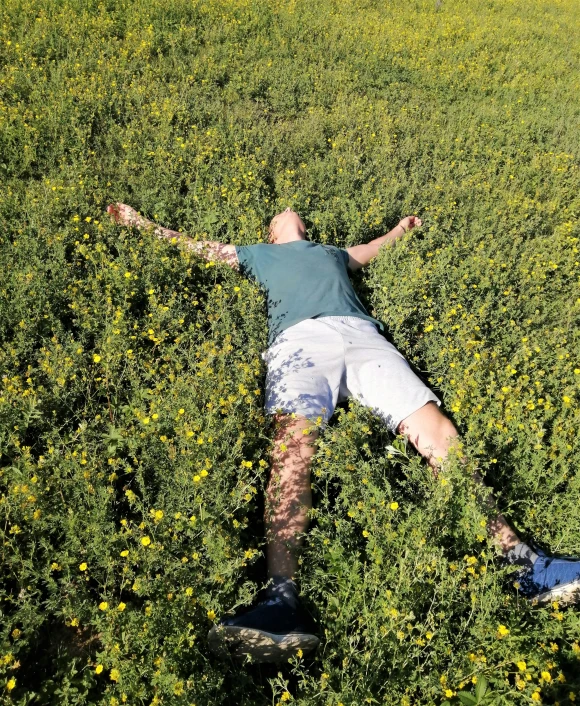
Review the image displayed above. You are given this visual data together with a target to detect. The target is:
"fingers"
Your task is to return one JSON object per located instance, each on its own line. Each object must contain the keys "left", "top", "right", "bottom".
{"left": 106, "top": 203, "right": 141, "bottom": 229}
{"left": 106, "top": 203, "right": 120, "bottom": 221}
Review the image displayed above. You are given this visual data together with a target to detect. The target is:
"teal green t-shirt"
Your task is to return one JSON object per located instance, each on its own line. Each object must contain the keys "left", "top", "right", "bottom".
{"left": 234, "top": 240, "right": 384, "bottom": 347}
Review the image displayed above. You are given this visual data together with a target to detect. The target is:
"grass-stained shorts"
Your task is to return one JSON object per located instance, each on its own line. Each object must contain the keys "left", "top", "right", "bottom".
{"left": 261, "top": 316, "right": 440, "bottom": 433}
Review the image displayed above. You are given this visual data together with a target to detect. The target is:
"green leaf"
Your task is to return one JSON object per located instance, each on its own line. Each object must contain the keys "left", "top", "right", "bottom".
{"left": 457, "top": 693, "right": 478, "bottom": 706}
{"left": 475, "top": 676, "right": 488, "bottom": 702}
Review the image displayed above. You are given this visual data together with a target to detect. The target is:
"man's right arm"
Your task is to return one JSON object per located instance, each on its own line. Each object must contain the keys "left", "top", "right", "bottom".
{"left": 106, "top": 204, "right": 239, "bottom": 270}
{"left": 143, "top": 222, "right": 239, "bottom": 270}
{"left": 177, "top": 238, "right": 239, "bottom": 270}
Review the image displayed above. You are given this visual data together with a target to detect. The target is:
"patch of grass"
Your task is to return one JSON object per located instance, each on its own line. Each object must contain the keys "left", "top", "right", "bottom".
{"left": 1, "top": 0, "right": 579, "bottom": 703}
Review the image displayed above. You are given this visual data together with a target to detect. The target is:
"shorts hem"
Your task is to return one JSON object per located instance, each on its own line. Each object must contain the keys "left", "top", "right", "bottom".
{"left": 264, "top": 404, "right": 333, "bottom": 424}
{"left": 389, "top": 395, "right": 441, "bottom": 434}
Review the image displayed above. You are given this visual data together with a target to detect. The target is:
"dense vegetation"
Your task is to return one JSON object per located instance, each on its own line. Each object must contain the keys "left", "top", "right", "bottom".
{"left": 1, "top": 0, "right": 579, "bottom": 703}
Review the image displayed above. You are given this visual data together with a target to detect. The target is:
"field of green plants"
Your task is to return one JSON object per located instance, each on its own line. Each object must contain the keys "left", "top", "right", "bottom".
{"left": 1, "top": 0, "right": 580, "bottom": 702}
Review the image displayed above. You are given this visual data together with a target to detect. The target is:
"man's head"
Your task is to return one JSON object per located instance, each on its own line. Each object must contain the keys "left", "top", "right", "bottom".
{"left": 267, "top": 208, "right": 307, "bottom": 244}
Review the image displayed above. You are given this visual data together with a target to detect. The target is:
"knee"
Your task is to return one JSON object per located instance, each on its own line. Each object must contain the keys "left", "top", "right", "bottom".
{"left": 398, "top": 403, "right": 459, "bottom": 458}
{"left": 433, "top": 414, "right": 459, "bottom": 447}
{"left": 273, "top": 413, "right": 318, "bottom": 439}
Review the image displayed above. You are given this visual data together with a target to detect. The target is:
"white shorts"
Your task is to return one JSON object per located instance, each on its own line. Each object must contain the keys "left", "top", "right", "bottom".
{"left": 261, "top": 316, "right": 440, "bottom": 433}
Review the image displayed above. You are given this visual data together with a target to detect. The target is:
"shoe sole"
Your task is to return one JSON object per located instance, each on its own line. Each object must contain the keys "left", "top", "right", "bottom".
{"left": 208, "top": 624, "right": 320, "bottom": 662}
{"left": 528, "top": 578, "right": 580, "bottom": 607}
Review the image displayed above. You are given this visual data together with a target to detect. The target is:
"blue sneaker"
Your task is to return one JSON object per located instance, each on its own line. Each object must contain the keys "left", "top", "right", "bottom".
{"left": 208, "top": 594, "right": 320, "bottom": 663}
{"left": 517, "top": 553, "right": 580, "bottom": 606}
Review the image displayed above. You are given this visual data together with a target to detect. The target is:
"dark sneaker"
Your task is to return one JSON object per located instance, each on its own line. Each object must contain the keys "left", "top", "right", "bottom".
{"left": 517, "top": 553, "right": 580, "bottom": 607}
{"left": 208, "top": 594, "right": 320, "bottom": 663}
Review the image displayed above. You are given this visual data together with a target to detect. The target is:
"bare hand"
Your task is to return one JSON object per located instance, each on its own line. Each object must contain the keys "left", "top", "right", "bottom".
{"left": 398, "top": 215, "right": 422, "bottom": 232}
{"left": 106, "top": 203, "right": 149, "bottom": 230}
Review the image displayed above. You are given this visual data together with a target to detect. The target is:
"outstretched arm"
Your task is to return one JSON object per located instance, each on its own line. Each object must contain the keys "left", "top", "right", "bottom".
{"left": 345, "top": 215, "right": 422, "bottom": 271}
{"left": 106, "top": 203, "right": 239, "bottom": 270}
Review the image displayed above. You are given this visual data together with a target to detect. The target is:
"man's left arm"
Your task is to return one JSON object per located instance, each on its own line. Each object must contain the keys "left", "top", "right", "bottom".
{"left": 345, "top": 215, "right": 422, "bottom": 271}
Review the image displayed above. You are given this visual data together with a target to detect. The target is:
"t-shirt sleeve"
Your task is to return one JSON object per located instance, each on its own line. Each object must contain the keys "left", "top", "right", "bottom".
{"left": 235, "top": 244, "right": 261, "bottom": 280}
{"left": 338, "top": 248, "right": 350, "bottom": 269}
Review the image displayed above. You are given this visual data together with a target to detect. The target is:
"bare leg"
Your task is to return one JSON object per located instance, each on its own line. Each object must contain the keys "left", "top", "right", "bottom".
{"left": 397, "top": 401, "right": 520, "bottom": 553}
{"left": 265, "top": 414, "right": 319, "bottom": 579}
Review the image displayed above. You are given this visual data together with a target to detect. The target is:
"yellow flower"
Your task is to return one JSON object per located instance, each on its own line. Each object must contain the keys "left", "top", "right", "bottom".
{"left": 207, "top": 609, "right": 216, "bottom": 620}
{"left": 390, "top": 501, "right": 399, "bottom": 511}
{"left": 154, "top": 509, "right": 163, "bottom": 520}
{"left": 178, "top": 408, "right": 185, "bottom": 415}
{"left": 6, "top": 678, "right": 16, "bottom": 691}
{"left": 79, "top": 562, "right": 88, "bottom": 571}
{"left": 110, "top": 668, "right": 120, "bottom": 682}
{"left": 95, "top": 664, "right": 103, "bottom": 674}
{"left": 141, "top": 536, "right": 151, "bottom": 546}
{"left": 99, "top": 601, "right": 108, "bottom": 611}
{"left": 517, "top": 661, "right": 527, "bottom": 671}
{"left": 541, "top": 672, "right": 552, "bottom": 683}
{"left": 120, "top": 550, "right": 129, "bottom": 557}
{"left": 93, "top": 354, "right": 101, "bottom": 363}
{"left": 118, "top": 602, "right": 126, "bottom": 612}
{"left": 531, "top": 692, "right": 541, "bottom": 702}
{"left": 445, "top": 689, "right": 454, "bottom": 698}
{"left": 362, "top": 529, "right": 370, "bottom": 537}
{"left": 497, "top": 624, "right": 509, "bottom": 637}
{"left": 281, "top": 692, "right": 291, "bottom": 702}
